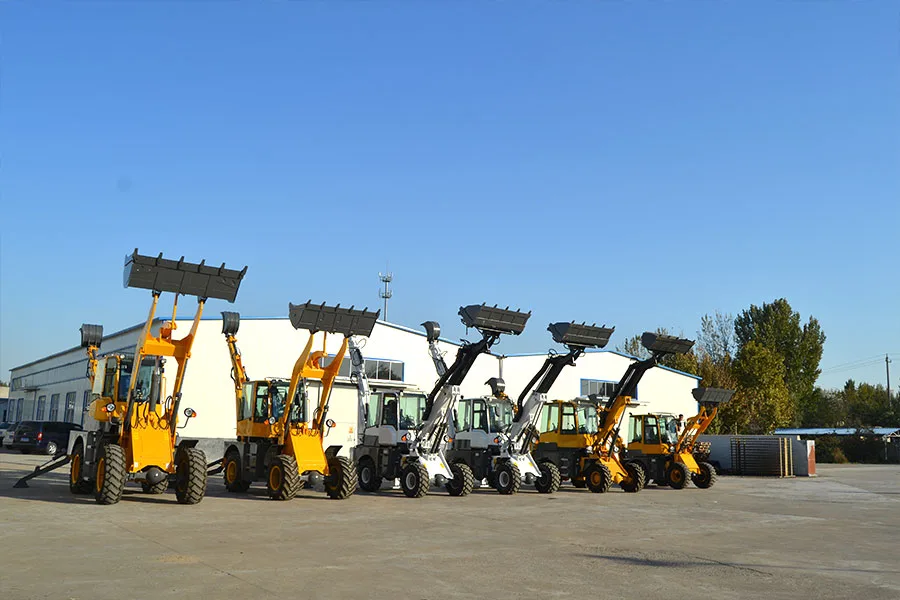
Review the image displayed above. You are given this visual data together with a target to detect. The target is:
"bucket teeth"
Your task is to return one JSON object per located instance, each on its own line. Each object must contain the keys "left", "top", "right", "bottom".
{"left": 288, "top": 301, "right": 380, "bottom": 337}
{"left": 124, "top": 249, "right": 247, "bottom": 302}
{"left": 458, "top": 304, "right": 530, "bottom": 335}
{"left": 547, "top": 322, "right": 614, "bottom": 349}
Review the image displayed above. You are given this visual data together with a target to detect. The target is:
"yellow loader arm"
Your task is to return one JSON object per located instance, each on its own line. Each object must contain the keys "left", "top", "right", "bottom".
{"left": 676, "top": 387, "right": 735, "bottom": 454}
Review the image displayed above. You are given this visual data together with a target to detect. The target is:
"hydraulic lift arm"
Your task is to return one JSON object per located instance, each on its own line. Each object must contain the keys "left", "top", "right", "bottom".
{"left": 595, "top": 332, "right": 695, "bottom": 452}
{"left": 221, "top": 311, "right": 250, "bottom": 423}
{"left": 506, "top": 321, "right": 614, "bottom": 454}
{"left": 677, "top": 387, "right": 734, "bottom": 453}
{"left": 416, "top": 304, "right": 530, "bottom": 455}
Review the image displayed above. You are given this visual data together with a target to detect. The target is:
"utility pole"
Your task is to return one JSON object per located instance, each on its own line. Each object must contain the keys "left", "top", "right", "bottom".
{"left": 887, "top": 354, "right": 892, "bottom": 409}
{"left": 378, "top": 271, "right": 393, "bottom": 321}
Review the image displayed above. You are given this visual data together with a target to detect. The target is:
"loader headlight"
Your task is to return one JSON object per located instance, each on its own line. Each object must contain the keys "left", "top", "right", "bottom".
{"left": 325, "top": 419, "right": 336, "bottom": 428}
{"left": 668, "top": 445, "right": 675, "bottom": 453}
{"left": 585, "top": 446, "right": 593, "bottom": 454}
{"left": 444, "top": 435, "right": 453, "bottom": 443}
{"left": 268, "top": 417, "right": 277, "bottom": 425}
{"left": 105, "top": 402, "right": 116, "bottom": 413}
{"left": 493, "top": 437, "right": 500, "bottom": 444}
{"left": 401, "top": 434, "right": 409, "bottom": 442}
{"left": 184, "top": 408, "right": 197, "bottom": 418}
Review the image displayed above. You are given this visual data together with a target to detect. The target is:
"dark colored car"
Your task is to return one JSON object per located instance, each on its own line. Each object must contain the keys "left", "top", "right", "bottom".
{"left": 10, "top": 421, "right": 82, "bottom": 456}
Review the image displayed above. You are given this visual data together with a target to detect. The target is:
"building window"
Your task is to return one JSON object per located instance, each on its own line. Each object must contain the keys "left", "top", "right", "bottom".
{"left": 65, "top": 392, "right": 77, "bottom": 422}
{"left": 16, "top": 398, "right": 24, "bottom": 422}
{"left": 580, "top": 379, "right": 632, "bottom": 400}
{"left": 49, "top": 394, "right": 60, "bottom": 421}
{"left": 36, "top": 396, "right": 47, "bottom": 420}
{"left": 321, "top": 355, "right": 404, "bottom": 382}
{"left": 82, "top": 390, "right": 91, "bottom": 411}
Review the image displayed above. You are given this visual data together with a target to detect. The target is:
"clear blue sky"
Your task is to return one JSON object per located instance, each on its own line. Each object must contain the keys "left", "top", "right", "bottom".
{"left": 1, "top": 3, "right": 897, "bottom": 390}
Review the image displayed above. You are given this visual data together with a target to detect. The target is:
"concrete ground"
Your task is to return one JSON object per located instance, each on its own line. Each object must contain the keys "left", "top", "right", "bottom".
{"left": 0, "top": 450, "right": 898, "bottom": 600}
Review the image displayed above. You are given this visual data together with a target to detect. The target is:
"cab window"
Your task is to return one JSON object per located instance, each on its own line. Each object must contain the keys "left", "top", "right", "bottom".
{"left": 541, "top": 404, "right": 560, "bottom": 433}
{"left": 366, "top": 392, "right": 381, "bottom": 428}
{"left": 102, "top": 358, "right": 118, "bottom": 399}
{"left": 240, "top": 383, "right": 253, "bottom": 420}
{"left": 380, "top": 394, "right": 399, "bottom": 428}
{"left": 455, "top": 399, "right": 472, "bottom": 431}
{"left": 561, "top": 404, "right": 577, "bottom": 434}
{"left": 629, "top": 415, "right": 643, "bottom": 443}
{"left": 254, "top": 384, "right": 269, "bottom": 422}
{"left": 472, "top": 400, "right": 488, "bottom": 431}
{"left": 644, "top": 416, "right": 660, "bottom": 444}
{"left": 399, "top": 393, "right": 426, "bottom": 429}
{"left": 288, "top": 382, "right": 306, "bottom": 424}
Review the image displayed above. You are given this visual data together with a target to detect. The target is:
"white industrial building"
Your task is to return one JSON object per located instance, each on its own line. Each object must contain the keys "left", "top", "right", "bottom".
{"left": 7, "top": 315, "right": 700, "bottom": 458}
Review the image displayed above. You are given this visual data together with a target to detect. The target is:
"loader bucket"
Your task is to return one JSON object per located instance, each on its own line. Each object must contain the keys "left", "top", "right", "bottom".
{"left": 422, "top": 321, "right": 441, "bottom": 342}
{"left": 288, "top": 302, "right": 380, "bottom": 337}
{"left": 458, "top": 304, "right": 530, "bottom": 335}
{"left": 486, "top": 377, "right": 506, "bottom": 396}
{"left": 548, "top": 322, "right": 614, "bottom": 349}
{"left": 80, "top": 324, "right": 103, "bottom": 348}
{"left": 221, "top": 311, "right": 241, "bottom": 336}
{"left": 124, "top": 249, "right": 247, "bottom": 302}
{"left": 640, "top": 332, "right": 695, "bottom": 355}
{"left": 691, "top": 387, "right": 735, "bottom": 405}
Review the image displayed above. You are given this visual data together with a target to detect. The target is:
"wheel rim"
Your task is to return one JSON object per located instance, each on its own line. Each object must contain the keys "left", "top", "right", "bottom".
{"left": 48, "top": 443, "right": 56, "bottom": 454}
{"left": 71, "top": 454, "right": 81, "bottom": 485}
{"left": 498, "top": 470, "right": 510, "bottom": 488}
{"left": 590, "top": 470, "right": 601, "bottom": 486}
{"left": 672, "top": 469, "right": 683, "bottom": 483}
{"left": 405, "top": 471, "right": 417, "bottom": 490}
{"left": 269, "top": 465, "right": 282, "bottom": 490}
{"left": 360, "top": 464, "right": 371, "bottom": 485}
{"left": 96, "top": 457, "right": 105, "bottom": 492}
{"left": 225, "top": 460, "right": 238, "bottom": 484}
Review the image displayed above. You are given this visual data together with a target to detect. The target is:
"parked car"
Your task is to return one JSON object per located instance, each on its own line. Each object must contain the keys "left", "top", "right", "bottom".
{"left": 9, "top": 421, "right": 82, "bottom": 456}
{"left": 0, "top": 422, "right": 14, "bottom": 448}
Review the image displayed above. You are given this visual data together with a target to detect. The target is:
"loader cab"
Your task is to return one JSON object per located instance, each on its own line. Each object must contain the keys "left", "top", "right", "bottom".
{"left": 236, "top": 379, "right": 307, "bottom": 439}
{"left": 453, "top": 397, "right": 514, "bottom": 450}
{"left": 537, "top": 399, "right": 599, "bottom": 448}
{"left": 365, "top": 390, "right": 427, "bottom": 446}
{"left": 627, "top": 413, "right": 679, "bottom": 456}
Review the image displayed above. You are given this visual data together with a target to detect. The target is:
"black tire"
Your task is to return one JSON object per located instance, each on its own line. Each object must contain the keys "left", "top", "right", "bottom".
{"left": 357, "top": 457, "right": 383, "bottom": 493}
{"left": 692, "top": 461, "right": 718, "bottom": 489}
{"left": 666, "top": 461, "right": 690, "bottom": 490}
{"left": 69, "top": 441, "right": 93, "bottom": 495}
{"left": 45, "top": 441, "right": 58, "bottom": 456}
{"left": 446, "top": 461, "right": 474, "bottom": 497}
{"left": 175, "top": 447, "right": 207, "bottom": 504}
{"left": 400, "top": 461, "right": 429, "bottom": 498}
{"left": 142, "top": 478, "right": 168, "bottom": 494}
{"left": 266, "top": 454, "right": 300, "bottom": 501}
{"left": 223, "top": 448, "right": 251, "bottom": 493}
{"left": 585, "top": 462, "right": 612, "bottom": 493}
{"left": 494, "top": 461, "right": 521, "bottom": 495}
{"left": 325, "top": 456, "right": 358, "bottom": 499}
{"left": 620, "top": 462, "right": 646, "bottom": 493}
{"left": 534, "top": 461, "right": 561, "bottom": 494}
{"left": 94, "top": 443, "right": 127, "bottom": 505}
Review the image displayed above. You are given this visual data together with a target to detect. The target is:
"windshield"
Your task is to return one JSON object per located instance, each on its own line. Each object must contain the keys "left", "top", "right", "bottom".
{"left": 132, "top": 357, "right": 160, "bottom": 401}
{"left": 488, "top": 401, "right": 513, "bottom": 433}
{"left": 660, "top": 415, "right": 679, "bottom": 444}
{"left": 399, "top": 393, "right": 426, "bottom": 429}
{"left": 578, "top": 405, "right": 598, "bottom": 434}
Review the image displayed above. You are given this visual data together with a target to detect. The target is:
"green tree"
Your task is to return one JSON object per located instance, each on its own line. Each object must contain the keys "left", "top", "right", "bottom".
{"left": 697, "top": 311, "right": 735, "bottom": 362}
{"left": 719, "top": 341, "right": 792, "bottom": 434}
{"left": 734, "top": 298, "right": 825, "bottom": 424}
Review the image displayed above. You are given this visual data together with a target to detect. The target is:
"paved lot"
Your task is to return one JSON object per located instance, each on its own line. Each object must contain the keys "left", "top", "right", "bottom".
{"left": 0, "top": 449, "right": 898, "bottom": 600}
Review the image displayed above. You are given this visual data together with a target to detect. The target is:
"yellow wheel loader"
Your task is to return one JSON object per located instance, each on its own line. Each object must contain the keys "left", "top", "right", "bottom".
{"left": 624, "top": 387, "right": 734, "bottom": 489}
{"left": 221, "top": 302, "right": 378, "bottom": 500}
{"left": 532, "top": 332, "right": 695, "bottom": 494}
{"left": 69, "top": 250, "right": 246, "bottom": 505}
